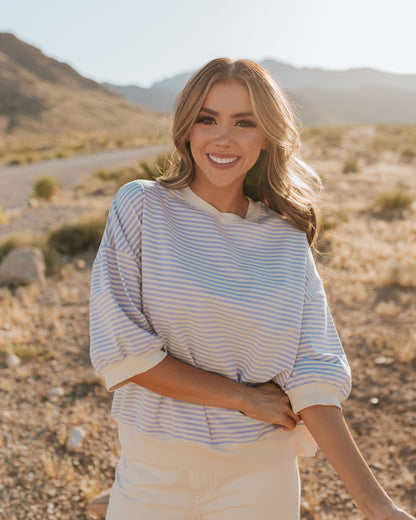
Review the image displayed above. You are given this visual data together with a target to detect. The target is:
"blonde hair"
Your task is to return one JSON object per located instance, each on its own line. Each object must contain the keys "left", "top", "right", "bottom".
{"left": 158, "top": 58, "right": 321, "bottom": 244}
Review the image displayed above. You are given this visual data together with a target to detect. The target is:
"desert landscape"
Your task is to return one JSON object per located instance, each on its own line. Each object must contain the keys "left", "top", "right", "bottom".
{"left": 0, "top": 123, "right": 415, "bottom": 519}
{"left": 0, "top": 29, "right": 415, "bottom": 520}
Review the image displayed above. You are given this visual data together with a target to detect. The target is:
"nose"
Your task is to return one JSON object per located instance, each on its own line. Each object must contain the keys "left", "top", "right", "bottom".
{"left": 214, "top": 125, "right": 233, "bottom": 148}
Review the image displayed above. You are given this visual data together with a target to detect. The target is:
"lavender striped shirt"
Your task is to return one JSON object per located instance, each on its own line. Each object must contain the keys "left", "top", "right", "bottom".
{"left": 90, "top": 180, "right": 351, "bottom": 446}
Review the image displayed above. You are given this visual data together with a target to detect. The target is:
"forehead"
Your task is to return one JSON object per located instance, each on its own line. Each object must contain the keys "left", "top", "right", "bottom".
{"left": 202, "top": 79, "right": 252, "bottom": 112}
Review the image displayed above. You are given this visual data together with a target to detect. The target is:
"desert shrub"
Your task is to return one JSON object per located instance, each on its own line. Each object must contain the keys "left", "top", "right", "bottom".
{"left": 400, "top": 148, "right": 415, "bottom": 163}
{"left": 93, "top": 168, "right": 120, "bottom": 181}
{"left": 47, "top": 214, "right": 107, "bottom": 255}
{"left": 115, "top": 153, "right": 171, "bottom": 189}
{"left": 115, "top": 165, "right": 144, "bottom": 189}
{"left": 342, "top": 159, "right": 359, "bottom": 174}
{"left": 320, "top": 209, "right": 349, "bottom": 232}
{"left": 374, "top": 186, "right": 414, "bottom": 215}
{"left": 139, "top": 153, "right": 170, "bottom": 180}
{"left": 33, "top": 174, "right": 61, "bottom": 200}
{"left": 41, "top": 243, "right": 62, "bottom": 275}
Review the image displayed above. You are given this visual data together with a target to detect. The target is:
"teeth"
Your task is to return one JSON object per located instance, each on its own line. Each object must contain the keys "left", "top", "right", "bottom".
{"left": 208, "top": 154, "right": 238, "bottom": 164}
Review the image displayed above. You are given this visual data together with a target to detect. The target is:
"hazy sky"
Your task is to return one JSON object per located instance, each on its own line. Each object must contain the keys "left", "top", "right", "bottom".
{"left": 1, "top": 0, "right": 415, "bottom": 87}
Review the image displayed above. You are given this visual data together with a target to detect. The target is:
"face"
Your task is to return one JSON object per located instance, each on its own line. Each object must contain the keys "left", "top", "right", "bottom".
{"left": 188, "top": 79, "right": 266, "bottom": 195}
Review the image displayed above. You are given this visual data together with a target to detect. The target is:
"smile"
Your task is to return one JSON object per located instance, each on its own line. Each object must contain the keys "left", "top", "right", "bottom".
{"left": 208, "top": 154, "right": 239, "bottom": 164}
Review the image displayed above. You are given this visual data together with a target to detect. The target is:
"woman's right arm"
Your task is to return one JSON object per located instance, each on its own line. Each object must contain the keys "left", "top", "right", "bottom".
{"left": 129, "top": 355, "right": 300, "bottom": 431}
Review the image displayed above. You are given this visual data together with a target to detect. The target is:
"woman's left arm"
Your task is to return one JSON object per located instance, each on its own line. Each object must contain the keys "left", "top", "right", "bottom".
{"left": 300, "top": 405, "right": 415, "bottom": 520}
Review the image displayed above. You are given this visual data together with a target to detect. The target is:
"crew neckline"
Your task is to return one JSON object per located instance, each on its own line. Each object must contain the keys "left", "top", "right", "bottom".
{"left": 179, "top": 186, "right": 261, "bottom": 223}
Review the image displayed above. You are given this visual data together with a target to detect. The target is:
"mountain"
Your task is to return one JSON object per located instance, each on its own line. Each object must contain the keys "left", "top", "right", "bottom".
{"left": 0, "top": 33, "right": 165, "bottom": 136}
{"left": 105, "top": 60, "right": 416, "bottom": 125}
{"left": 102, "top": 83, "right": 176, "bottom": 113}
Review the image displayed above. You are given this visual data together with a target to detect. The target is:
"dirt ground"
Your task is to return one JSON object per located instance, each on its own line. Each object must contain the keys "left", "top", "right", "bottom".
{"left": 0, "top": 127, "right": 415, "bottom": 519}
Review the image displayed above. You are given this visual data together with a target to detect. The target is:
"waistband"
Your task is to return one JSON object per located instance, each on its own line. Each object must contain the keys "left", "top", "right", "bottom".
{"left": 117, "top": 422, "right": 316, "bottom": 471}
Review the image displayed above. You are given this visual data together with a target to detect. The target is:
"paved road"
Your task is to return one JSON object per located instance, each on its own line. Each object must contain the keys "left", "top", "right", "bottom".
{"left": 0, "top": 144, "right": 169, "bottom": 209}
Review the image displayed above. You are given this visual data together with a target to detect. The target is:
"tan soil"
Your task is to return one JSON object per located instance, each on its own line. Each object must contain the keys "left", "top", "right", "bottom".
{"left": 0, "top": 131, "right": 415, "bottom": 519}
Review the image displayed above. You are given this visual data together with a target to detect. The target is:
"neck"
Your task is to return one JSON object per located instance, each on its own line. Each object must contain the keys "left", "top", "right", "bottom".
{"left": 190, "top": 180, "right": 248, "bottom": 218}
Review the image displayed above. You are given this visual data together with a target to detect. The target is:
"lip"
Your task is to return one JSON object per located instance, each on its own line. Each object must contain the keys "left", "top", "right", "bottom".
{"left": 206, "top": 153, "right": 241, "bottom": 168}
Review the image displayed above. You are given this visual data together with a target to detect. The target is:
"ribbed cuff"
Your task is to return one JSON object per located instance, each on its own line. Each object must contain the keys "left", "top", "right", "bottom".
{"left": 102, "top": 349, "right": 168, "bottom": 392}
{"left": 287, "top": 383, "right": 342, "bottom": 414}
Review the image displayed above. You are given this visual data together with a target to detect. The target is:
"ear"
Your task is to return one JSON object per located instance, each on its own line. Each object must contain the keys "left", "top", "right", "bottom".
{"left": 261, "top": 140, "right": 269, "bottom": 151}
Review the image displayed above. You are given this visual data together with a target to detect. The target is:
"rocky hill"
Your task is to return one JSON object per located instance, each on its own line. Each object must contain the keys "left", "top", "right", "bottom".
{"left": 0, "top": 33, "right": 165, "bottom": 137}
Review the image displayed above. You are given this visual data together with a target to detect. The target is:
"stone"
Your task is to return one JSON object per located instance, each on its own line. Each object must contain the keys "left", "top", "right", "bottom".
{"left": 66, "top": 427, "right": 86, "bottom": 452}
{"left": 0, "top": 247, "right": 46, "bottom": 286}
{"left": 46, "top": 387, "right": 65, "bottom": 400}
{"left": 6, "top": 353, "right": 21, "bottom": 368}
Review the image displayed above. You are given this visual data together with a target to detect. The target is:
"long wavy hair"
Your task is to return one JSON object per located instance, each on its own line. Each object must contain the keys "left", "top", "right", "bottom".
{"left": 158, "top": 58, "right": 321, "bottom": 245}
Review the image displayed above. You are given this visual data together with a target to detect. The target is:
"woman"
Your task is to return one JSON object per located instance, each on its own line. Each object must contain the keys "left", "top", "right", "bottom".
{"left": 90, "top": 58, "right": 414, "bottom": 519}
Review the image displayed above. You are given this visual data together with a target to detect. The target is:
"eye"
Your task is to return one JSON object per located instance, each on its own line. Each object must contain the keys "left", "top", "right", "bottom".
{"left": 195, "top": 116, "right": 216, "bottom": 125}
{"left": 235, "top": 119, "right": 257, "bottom": 128}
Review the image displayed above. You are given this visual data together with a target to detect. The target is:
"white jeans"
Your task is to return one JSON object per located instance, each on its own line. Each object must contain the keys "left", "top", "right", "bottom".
{"left": 106, "top": 426, "right": 301, "bottom": 520}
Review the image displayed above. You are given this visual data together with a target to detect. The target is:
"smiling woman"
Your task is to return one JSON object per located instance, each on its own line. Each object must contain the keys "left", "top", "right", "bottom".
{"left": 188, "top": 79, "right": 267, "bottom": 216}
{"left": 89, "top": 58, "right": 415, "bottom": 520}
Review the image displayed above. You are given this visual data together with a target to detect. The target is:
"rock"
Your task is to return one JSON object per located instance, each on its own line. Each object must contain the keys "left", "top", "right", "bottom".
{"left": 46, "top": 387, "right": 65, "bottom": 400}
{"left": 6, "top": 353, "right": 21, "bottom": 368}
{"left": 0, "top": 247, "right": 46, "bottom": 286}
{"left": 66, "top": 427, "right": 86, "bottom": 452}
{"left": 374, "top": 356, "right": 394, "bottom": 365}
{"left": 74, "top": 259, "right": 86, "bottom": 270}
{"left": 86, "top": 489, "right": 111, "bottom": 517}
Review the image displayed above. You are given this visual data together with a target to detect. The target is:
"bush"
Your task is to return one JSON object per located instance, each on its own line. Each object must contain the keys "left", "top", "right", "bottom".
{"left": 47, "top": 214, "right": 107, "bottom": 256}
{"left": 342, "top": 159, "right": 359, "bottom": 174}
{"left": 400, "top": 148, "right": 415, "bottom": 163}
{"left": 33, "top": 174, "right": 61, "bottom": 200}
{"left": 93, "top": 168, "right": 120, "bottom": 181}
{"left": 320, "top": 209, "right": 349, "bottom": 232}
{"left": 139, "top": 153, "right": 170, "bottom": 180}
{"left": 115, "top": 153, "right": 171, "bottom": 190}
{"left": 374, "top": 186, "right": 414, "bottom": 215}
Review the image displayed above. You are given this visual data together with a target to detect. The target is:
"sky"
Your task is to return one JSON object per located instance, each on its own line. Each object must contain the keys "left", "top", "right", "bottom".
{"left": 1, "top": 0, "right": 416, "bottom": 87}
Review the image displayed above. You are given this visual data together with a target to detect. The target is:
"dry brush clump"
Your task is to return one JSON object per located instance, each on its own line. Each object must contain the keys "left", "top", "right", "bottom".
{"left": 342, "top": 158, "right": 360, "bottom": 174}
{"left": 373, "top": 185, "right": 415, "bottom": 217}
{"left": 47, "top": 214, "right": 107, "bottom": 256}
{"left": 33, "top": 174, "right": 62, "bottom": 200}
{"left": 75, "top": 152, "right": 170, "bottom": 197}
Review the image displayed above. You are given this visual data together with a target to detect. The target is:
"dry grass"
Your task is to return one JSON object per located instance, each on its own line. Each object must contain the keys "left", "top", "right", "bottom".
{"left": 0, "top": 130, "right": 169, "bottom": 167}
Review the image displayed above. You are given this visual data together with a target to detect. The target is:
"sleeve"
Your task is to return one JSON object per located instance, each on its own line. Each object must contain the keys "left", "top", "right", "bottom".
{"left": 284, "top": 247, "right": 351, "bottom": 414}
{"left": 89, "top": 181, "right": 167, "bottom": 392}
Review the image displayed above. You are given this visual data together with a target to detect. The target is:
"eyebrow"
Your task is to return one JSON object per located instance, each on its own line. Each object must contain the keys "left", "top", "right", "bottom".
{"left": 199, "top": 107, "right": 254, "bottom": 118}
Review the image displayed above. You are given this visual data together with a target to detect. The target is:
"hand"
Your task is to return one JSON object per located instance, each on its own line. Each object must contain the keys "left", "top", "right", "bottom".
{"left": 240, "top": 381, "right": 300, "bottom": 431}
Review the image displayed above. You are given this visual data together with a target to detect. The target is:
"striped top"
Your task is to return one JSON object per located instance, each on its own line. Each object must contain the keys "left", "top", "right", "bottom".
{"left": 90, "top": 180, "right": 351, "bottom": 446}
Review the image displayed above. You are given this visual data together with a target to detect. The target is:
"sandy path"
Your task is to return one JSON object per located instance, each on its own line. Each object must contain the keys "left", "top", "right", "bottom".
{"left": 0, "top": 144, "right": 168, "bottom": 209}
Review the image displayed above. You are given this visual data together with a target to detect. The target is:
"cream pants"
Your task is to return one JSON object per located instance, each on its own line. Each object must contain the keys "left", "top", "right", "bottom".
{"left": 106, "top": 427, "right": 300, "bottom": 520}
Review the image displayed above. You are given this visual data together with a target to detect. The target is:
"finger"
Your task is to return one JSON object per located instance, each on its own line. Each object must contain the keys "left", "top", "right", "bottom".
{"left": 289, "top": 410, "right": 301, "bottom": 423}
{"left": 281, "top": 417, "right": 298, "bottom": 431}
